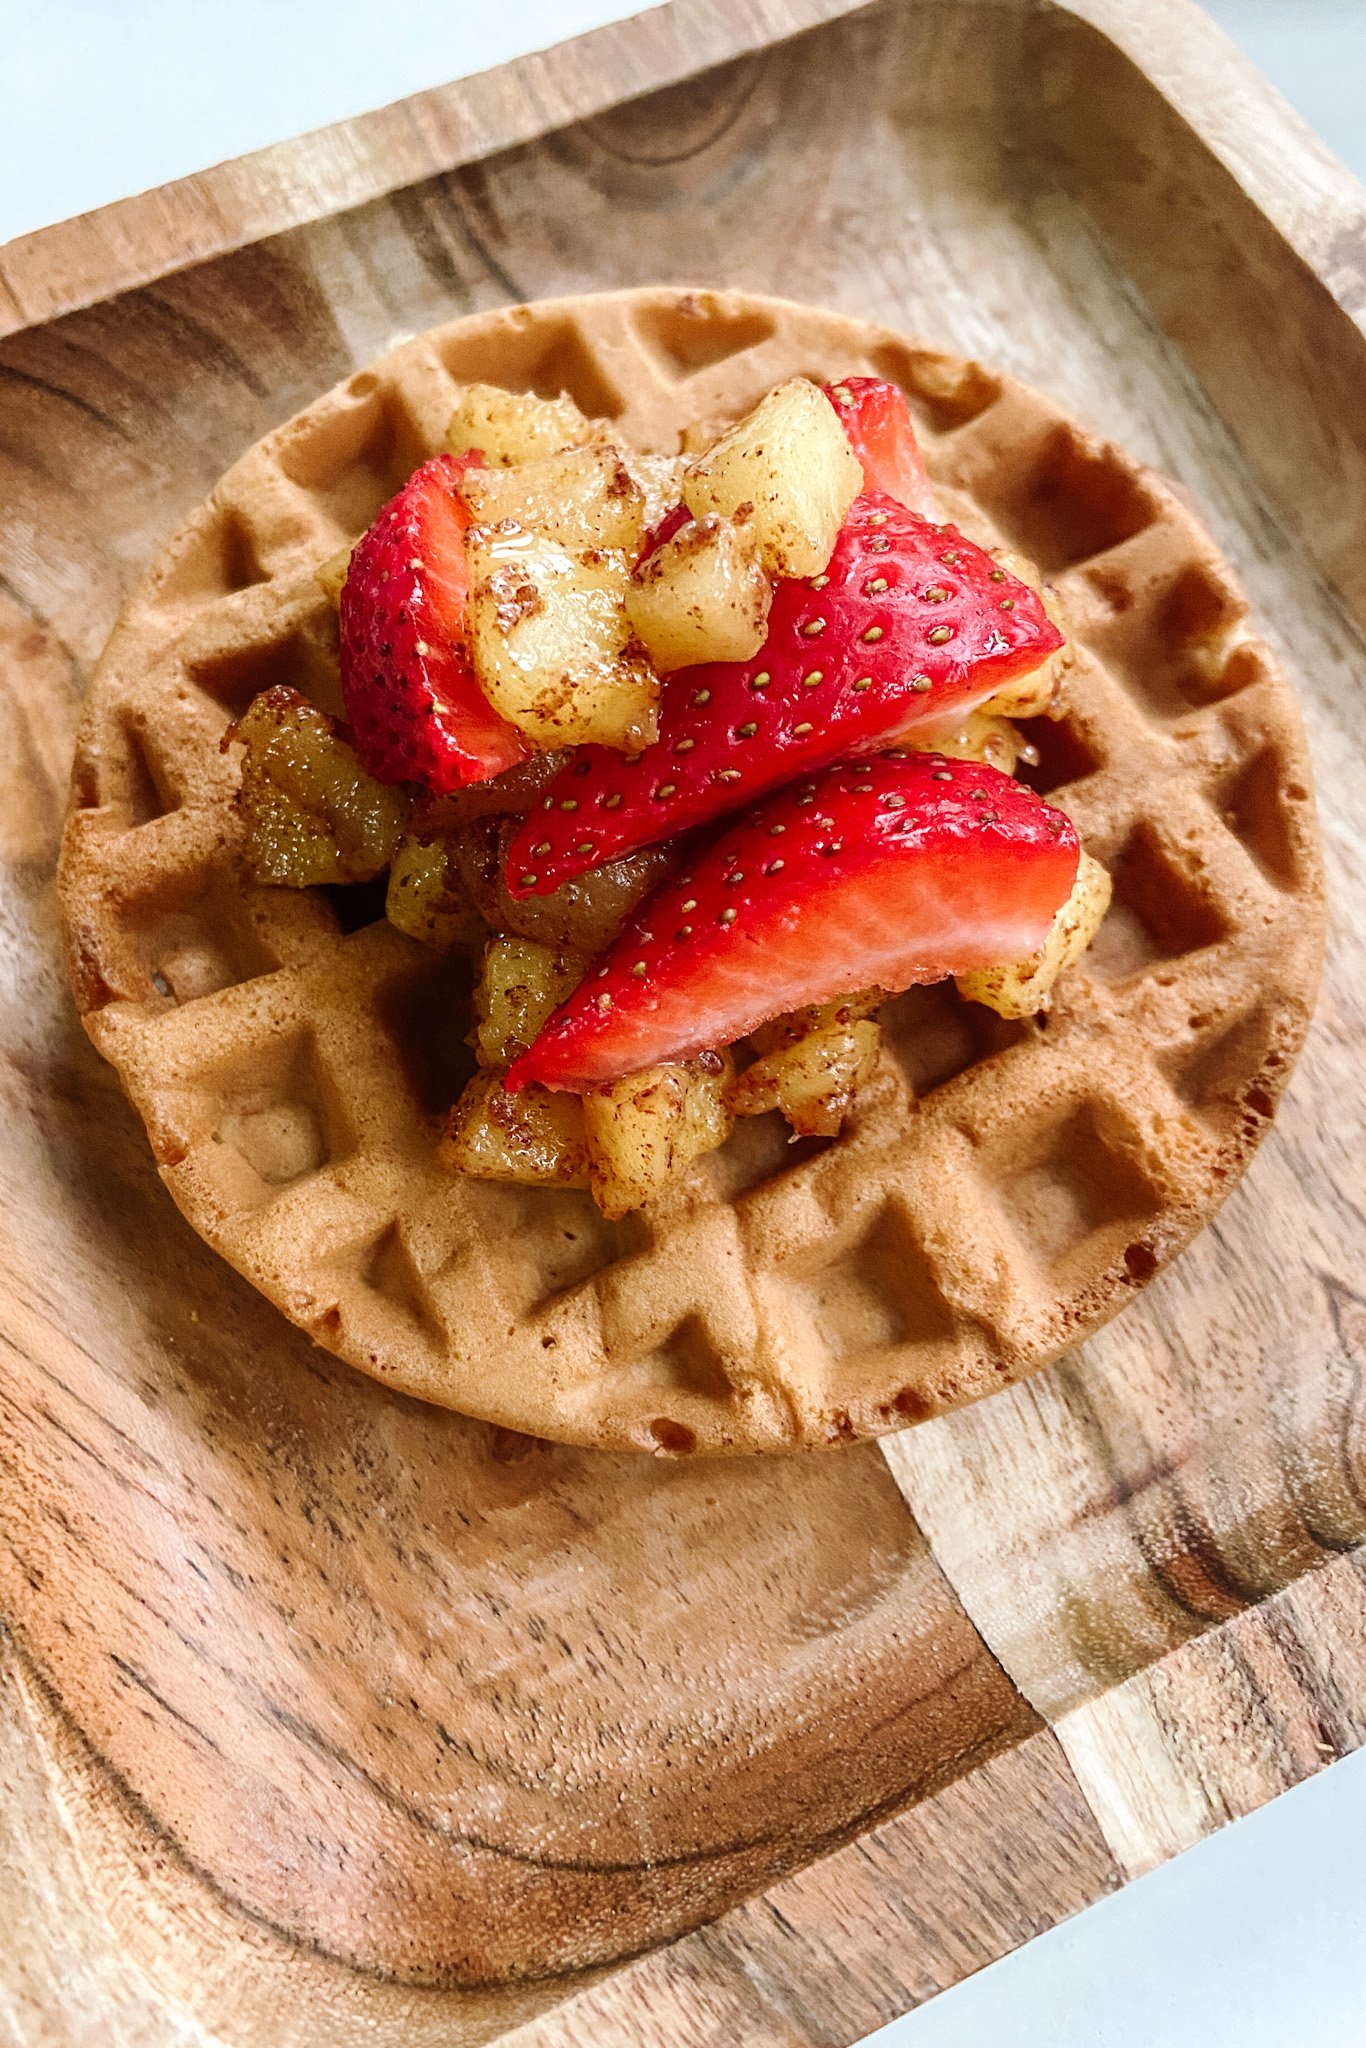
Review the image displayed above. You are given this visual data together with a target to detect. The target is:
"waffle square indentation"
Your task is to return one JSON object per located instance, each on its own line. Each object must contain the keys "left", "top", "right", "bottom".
{"left": 997, "top": 1101, "right": 1163, "bottom": 1280}
{"left": 210, "top": 1029, "right": 347, "bottom": 1200}
{"left": 881, "top": 982, "right": 1029, "bottom": 1097}
{"left": 275, "top": 382, "right": 432, "bottom": 535}
{"left": 783, "top": 1203, "right": 957, "bottom": 1362}
{"left": 152, "top": 505, "right": 271, "bottom": 604}
{"left": 870, "top": 341, "right": 1003, "bottom": 433}
{"left": 1210, "top": 744, "right": 1311, "bottom": 894}
{"left": 633, "top": 297, "right": 777, "bottom": 379}
{"left": 981, "top": 423, "right": 1162, "bottom": 574}
{"left": 186, "top": 622, "right": 340, "bottom": 720}
{"left": 438, "top": 316, "right": 625, "bottom": 422}
{"left": 1085, "top": 822, "right": 1231, "bottom": 984}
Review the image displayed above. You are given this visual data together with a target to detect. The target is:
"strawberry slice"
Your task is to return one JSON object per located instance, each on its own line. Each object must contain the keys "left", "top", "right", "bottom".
{"left": 505, "top": 492, "right": 1062, "bottom": 897}
{"left": 825, "top": 376, "right": 938, "bottom": 519}
{"left": 340, "top": 453, "right": 532, "bottom": 794}
{"left": 506, "top": 755, "right": 1079, "bottom": 1092}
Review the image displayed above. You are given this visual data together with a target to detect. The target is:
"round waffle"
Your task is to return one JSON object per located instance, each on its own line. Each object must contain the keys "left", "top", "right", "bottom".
{"left": 58, "top": 288, "right": 1325, "bottom": 1455}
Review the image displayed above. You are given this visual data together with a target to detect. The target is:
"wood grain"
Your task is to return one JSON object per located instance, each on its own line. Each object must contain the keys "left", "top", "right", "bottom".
{"left": 1, "top": 0, "right": 1364, "bottom": 2039}
{"left": 0, "top": 0, "right": 862, "bottom": 339}
{"left": 517, "top": 1733, "right": 1119, "bottom": 2046}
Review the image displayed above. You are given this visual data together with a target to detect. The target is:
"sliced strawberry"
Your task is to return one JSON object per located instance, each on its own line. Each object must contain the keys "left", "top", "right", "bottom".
{"left": 825, "top": 376, "right": 937, "bottom": 519}
{"left": 505, "top": 492, "right": 1062, "bottom": 897}
{"left": 340, "top": 452, "right": 532, "bottom": 794}
{"left": 506, "top": 755, "right": 1079, "bottom": 1092}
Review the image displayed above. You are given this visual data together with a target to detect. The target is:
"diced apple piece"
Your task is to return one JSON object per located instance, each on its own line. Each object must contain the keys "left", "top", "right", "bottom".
{"left": 902, "top": 708, "right": 1028, "bottom": 776}
{"left": 460, "top": 445, "right": 648, "bottom": 555}
{"left": 957, "top": 850, "right": 1112, "bottom": 1018}
{"left": 492, "top": 829, "right": 675, "bottom": 952}
{"left": 730, "top": 1025, "right": 882, "bottom": 1137}
{"left": 385, "top": 834, "right": 487, "bottom": 950}
{"left": 237, "top": 684, "right": 408, "bottom": 887}
{"left": 622, "top": 450, "right": 688, "bottom": 532}
{"left": 626, "top": 510, "right": 772, "bottom": 671}
{"left": 438, "top": 1070, "right": 589, "bottom": 1187}
{"left": 682, "top": 377, "right": 863, "bottom": 578}
{"left": 412, "top": 750, "right": 570, "bottom": 836}
{"left": 471, "top": 935, "right": 589, "bottom": 1068}
{"left": 445, "top": 382, "right": 599, "bottom": 468}
{"left": 437, "top": 814, "right": 657, "bottom": 951}
{"left": 982, "top": 548, "right": 1073, "bottom": 718}
{"left": 582, "top": 1053, "right": 734, "bottom": 1218}
{"left": 728, "top": 994, "right": 882, "bottom": 1137}
{"left": 315, "top": 545, "right": 353, "bottom": 607}
{"left": 467, "top": 520, "right": 658, "bottom": 751}
{"left": 679, "top": 416, "right": 731, "bottom": 456}
{"left": 439, "top": 817, "right": 503, "bottom": 931}
{"left": 751, "top": 992, "right": 882, "bottom": 1044}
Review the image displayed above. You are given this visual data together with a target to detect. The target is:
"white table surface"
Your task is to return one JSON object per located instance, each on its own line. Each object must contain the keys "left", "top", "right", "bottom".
{"left": 3, "top": 5, "right": 1363, "bottom": 2042}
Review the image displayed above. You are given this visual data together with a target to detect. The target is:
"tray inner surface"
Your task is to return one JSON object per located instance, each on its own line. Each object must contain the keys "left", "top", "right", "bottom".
{"left": 0, "top": 0, "right": 1362, "bottom": 2038}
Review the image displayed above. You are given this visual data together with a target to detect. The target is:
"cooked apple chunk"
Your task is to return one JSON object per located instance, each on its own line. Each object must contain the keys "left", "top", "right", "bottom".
{"left": 236, "top": 685, "right": 408, "bottom": 886}
{"left": 679, "top": 415, "right": 731, "bottom": 456}
{"left": 957, "top": 850, "right": 1112, "bottom": 1018}
{"left": 622, "top": 450, "right": 688, "bottom": 532}
{"left": 471, "top": 935, "right": 589, "bottom": 1068}
{"left": 411, "top": 750, "right": 570, "bottom": 837}
{"left": 460, "top": 445, "right": 648, "bottom": 555}
{"left": 982, "top": 548, "right": 1073, "bottom": 718}
{"left": 438, "top": 1071, "right": 589, "bottom": 1187}
{"left": 902, "top": 708, "right": 1029, "bottom": 776}
{"left": 682, "top": 377, "right": 863, "bottom": 578}
{"left": 492, "top": 831, "right": 675, "bottom": 953}
{"left": 728, "top": 995, "right": 882, "bottom": 1137}
{"left": 384, "top": 834, "right": 487, "bottom": 950}
{"left": 315, "top": 544, "right": 353, "bottom": 607}
{"left": 445, "top": 382, "right": 600, "bottom": 468}
{"left": 582, "top": 1053, "right": 734, "bottom": 1218}
{"left": 626, "top": 510, "right": 772, "bottom": 671}
{"left": 466, "top": 520, "right": 658, "bottom": 751}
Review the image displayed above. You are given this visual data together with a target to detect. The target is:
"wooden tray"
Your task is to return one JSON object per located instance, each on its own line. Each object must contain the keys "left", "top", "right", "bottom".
{"left": 2, "top": 1, "right": 1364, "bottom": 2039}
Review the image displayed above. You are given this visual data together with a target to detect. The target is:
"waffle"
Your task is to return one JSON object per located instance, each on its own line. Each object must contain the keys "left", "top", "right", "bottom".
{"left": 58, "top": 288, "right": 1325, "bottom": 1455}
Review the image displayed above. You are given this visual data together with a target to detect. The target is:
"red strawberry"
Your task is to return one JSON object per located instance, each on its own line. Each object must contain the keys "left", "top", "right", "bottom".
{"left": 825, "top": 376, "right": 937, "bottom": 519}
{"left": 340, "top": 453, "right": 532, "bottom": 794}
{"left": 505, "top": 492, "right": 1062, "bottom": 897}
{"left": 506, "top": 755, "right": 1079, "bottom": 1092}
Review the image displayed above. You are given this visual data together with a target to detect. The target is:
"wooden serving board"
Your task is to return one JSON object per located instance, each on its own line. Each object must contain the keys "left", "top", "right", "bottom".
{"left": 1, "top": 1, "right": 1364, "bottom": 2039}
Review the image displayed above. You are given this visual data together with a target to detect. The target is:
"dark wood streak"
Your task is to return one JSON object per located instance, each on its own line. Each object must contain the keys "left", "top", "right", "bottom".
{"left": 1324, "top": 1277, "right": 1366, "bottom": 1517}
{"left": 434, "top": 179, "right": 527, "bottom": 305}
{"left": 2, "top": 1621, "right": 426, "bottom": 1987}
{"left": 0, "top": 360, "right": 140, "bottom": 447}
{"left": 0, "top": 427, "right": 82, "bottom": 492}
{"left": 576, "top": 54, "right": 771, "bottom": 171}
{"left": 0, "top": 1539, "right": 1037, "bottom": 1988}
{"left": 393, "top": 185, "right": 494, "bottom": 305}
{"left": 255, "top": 1646, "right": 1029, "bottom": 1881}
{"left": 1056, "top": 1366, "right": 1267, "bottom": 1642}
{"left": 138, "top": 288, "right": 274, "bottom": 401}
{"left": 109, "top": 1653, "right": 227, "bottom": 1756}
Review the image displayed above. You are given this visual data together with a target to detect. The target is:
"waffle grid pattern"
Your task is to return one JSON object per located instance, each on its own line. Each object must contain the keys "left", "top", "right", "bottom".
{"left": 59, "top": 290, "right": 1324, "bottom": 1453}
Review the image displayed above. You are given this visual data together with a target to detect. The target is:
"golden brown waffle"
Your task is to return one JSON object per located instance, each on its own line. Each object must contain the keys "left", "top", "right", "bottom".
{"left": 58, "top": 288, "right": 1324, "bottom": 1454}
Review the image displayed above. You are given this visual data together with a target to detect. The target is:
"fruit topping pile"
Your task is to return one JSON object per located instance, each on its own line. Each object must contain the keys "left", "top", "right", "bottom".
{"left": 232, "top": 372, "right": 1109, "bottom": 1216}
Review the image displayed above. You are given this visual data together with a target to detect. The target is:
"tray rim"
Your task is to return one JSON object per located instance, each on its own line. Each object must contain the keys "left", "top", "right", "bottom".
{"left": 2, "top": 0, "right": 1365, "bottom": 345}
{"left": 3, "top": 1, "right": 1365, "bottom": 2037}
